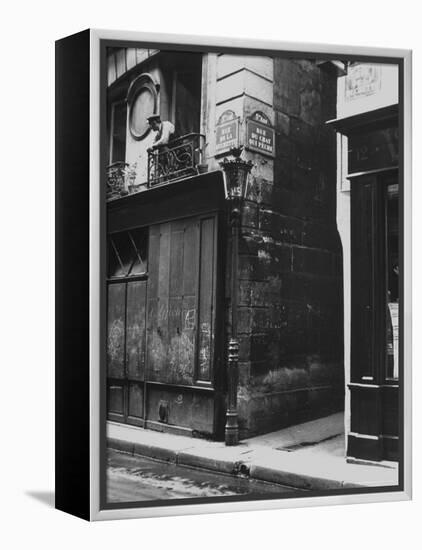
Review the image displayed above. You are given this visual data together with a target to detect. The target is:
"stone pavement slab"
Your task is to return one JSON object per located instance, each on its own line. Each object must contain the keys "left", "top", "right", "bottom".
{"left": 245, "top": 412, "right": 344, "bottom": 450}
{"left": 245, "top": 446, "right": 398, "bottom": 490}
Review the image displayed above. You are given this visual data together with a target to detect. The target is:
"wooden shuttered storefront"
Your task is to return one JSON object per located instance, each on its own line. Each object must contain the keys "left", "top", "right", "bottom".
{"left": 106, "top": 211, "right": 222, "bottom": 437}
{"left": 147, "top": 217, "right": 216, "bottom": 386}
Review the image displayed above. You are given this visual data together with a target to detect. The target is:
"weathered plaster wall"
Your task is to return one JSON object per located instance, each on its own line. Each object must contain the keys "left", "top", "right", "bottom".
{"left": 107, "top": 49, "right": 173, "bottom": 186}
{"left": 125, "top": 65, "right": 165, "bottom": 185}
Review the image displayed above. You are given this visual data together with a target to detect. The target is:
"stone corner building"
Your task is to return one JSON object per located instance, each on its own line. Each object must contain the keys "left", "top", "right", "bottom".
{"left": 106, "top": 47, "right": 399, "bottom": 462}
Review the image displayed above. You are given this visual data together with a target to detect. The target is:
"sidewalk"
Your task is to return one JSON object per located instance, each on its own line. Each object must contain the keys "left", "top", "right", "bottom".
{"left": 107, "top": 413, "right": 398, "bottom": 491}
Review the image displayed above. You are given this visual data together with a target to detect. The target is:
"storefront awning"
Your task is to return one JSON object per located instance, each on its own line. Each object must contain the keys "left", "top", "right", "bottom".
{"left": 326, "top": 104, "right": 398, "bottom": 135}
{"left": 107, "top": 170, "right": 226, "bottom": 233}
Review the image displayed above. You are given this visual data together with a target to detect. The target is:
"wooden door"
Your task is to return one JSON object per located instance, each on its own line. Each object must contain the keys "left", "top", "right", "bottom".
{"left": 144, "top": 214, "right": 218, "bottom": 434}
{"left": 351, "top": 176, "right": 386, "bottom": 383}
{"left": 106, "top": 228, "right": 148, "bottom": 426}
{"left": 146, "top": 215, "right": 217, "bottom": 386}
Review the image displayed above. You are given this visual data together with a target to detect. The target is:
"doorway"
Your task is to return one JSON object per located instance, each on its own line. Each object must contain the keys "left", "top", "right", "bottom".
{"left": 349, "top": 171, "right": 399, "bottom": 461}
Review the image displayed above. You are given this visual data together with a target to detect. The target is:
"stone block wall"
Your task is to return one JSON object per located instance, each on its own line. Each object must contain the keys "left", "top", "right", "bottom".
{"left": 233, "top": 58, "right": 344, "bottom": 438}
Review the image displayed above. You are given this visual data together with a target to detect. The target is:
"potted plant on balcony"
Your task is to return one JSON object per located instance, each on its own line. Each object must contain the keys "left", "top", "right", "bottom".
{"left": 126, "top": 162, "right": 138, "bottom": 193}
{"left": 106, "top": 161, "right": 129, "bottom": 199}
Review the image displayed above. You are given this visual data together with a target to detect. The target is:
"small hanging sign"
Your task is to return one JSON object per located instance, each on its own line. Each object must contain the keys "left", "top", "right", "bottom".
{"left": 246, "top": 111, "right": 275, "bottom": 157}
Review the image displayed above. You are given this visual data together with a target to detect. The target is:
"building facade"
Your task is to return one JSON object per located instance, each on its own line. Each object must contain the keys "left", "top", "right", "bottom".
{"left": 332, "top": 62, "right": 399, "bottom": 461}
{"left": 105, "top": 47, "right": 399, "bottom": 462}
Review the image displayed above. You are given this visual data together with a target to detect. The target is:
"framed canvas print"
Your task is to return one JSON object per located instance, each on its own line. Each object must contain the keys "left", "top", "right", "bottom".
{"left": 55, "top": 29, "right": 412, "bottom": 521}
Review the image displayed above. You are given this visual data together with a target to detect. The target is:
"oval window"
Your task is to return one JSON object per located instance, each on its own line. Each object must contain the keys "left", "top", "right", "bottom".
{"left": 127, "top": 74, "right": 158, "bottom": 140}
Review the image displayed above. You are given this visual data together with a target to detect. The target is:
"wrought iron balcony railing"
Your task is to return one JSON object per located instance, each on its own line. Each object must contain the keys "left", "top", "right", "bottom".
{"left": 106, "top": 134, "right": 207, "bottom": 200}
{"left": 147, "top": 133, "right": 206, "bottom": 187}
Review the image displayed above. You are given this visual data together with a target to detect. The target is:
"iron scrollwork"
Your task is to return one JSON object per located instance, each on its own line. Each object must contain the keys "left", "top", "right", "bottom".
{"left": 148, "top": 133, "right": 205, "bottom": 187}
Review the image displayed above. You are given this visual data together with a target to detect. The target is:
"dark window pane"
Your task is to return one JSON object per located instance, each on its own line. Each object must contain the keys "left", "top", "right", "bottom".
{"left": 108, "top": 237, "right": 122, "bottom": 278}
{"left": 109, "top": 233, "right": 133, "bottom": 277}
{"left": 108, "top": 228, "right": 148, "bottom": 278}
{"left": 111, "top": 102, "right": 127, "bottom": 163}
{"left": 128, "top": 228, "right": 148, "bottom": 275}
{"left": 385, "top": 183, "right": 399, "bottom": 380}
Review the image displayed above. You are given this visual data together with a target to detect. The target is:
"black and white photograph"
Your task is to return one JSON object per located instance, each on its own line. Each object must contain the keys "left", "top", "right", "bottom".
{"left": 100, "top": 40, "right": 406, "bottom": 510}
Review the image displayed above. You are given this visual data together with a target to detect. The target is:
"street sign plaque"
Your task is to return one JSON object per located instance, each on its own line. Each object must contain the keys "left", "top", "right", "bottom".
{"left": 246, "top": 111, "right": 275, "bottom": 157}
{"left": 215, "top": 110, "right": 239, "bottom": 154}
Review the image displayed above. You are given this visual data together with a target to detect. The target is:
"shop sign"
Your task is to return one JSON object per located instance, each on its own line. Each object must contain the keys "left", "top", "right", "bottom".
{"left": 246, "top": 111, "right": 275, "bottom": 157}
{"left": 215, "top": 110, "right": 239, "bottom": 154}
{"left": 345, "top": 64, "right": 381, "bottom": 102}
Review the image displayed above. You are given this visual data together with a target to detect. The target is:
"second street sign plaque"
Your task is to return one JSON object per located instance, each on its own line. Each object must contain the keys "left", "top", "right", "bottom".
{"left": 215, "top": 110, "right": 239, "bottom": 155}
{"left": 246, "top": 111, "right": 275, "bottom": 157}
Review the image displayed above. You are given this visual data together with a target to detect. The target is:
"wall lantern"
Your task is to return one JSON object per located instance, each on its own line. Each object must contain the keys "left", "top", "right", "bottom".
{"left": 219, "top": 147, "right": 253, "bottom": 446}
{"left": 220, "top": 147, "right": 254, "bottom": 203}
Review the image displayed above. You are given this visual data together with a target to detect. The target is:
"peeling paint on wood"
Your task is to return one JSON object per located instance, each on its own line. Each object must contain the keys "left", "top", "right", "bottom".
{"left": 146, "top": 216, "right": 217, "bottom": 388}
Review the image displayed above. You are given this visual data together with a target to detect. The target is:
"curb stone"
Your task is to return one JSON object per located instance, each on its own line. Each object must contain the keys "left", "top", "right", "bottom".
{"left": 248, "top": 463, "right": 343, "bottom": 491}
{"left": 108, "top": 438, "right": 386, "bottom": 491}
{"left": 177, "top": 451, "right": 238, "bottom": 475}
